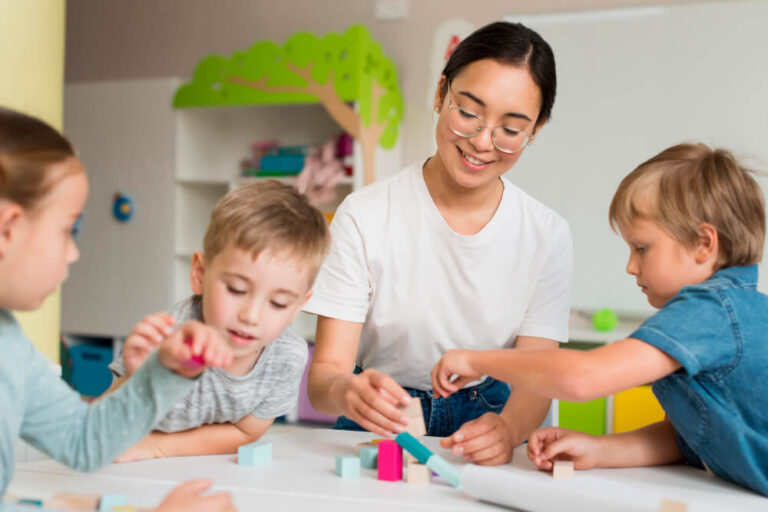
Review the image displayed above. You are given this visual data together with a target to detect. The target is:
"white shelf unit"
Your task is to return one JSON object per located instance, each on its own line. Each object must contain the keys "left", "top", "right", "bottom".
{"left": 63, "top": 78, "right": 402, "bottom": 341}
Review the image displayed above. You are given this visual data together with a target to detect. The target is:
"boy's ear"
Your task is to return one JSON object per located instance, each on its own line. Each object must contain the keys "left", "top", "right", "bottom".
{"left": 0, "top": 202, "right": 23, "bottom": 259}
{"left": 695, "top": 222, "right": 719, "bottom": 265}
{"left": 189, "top": 251, "right": 206, "bottom": 295}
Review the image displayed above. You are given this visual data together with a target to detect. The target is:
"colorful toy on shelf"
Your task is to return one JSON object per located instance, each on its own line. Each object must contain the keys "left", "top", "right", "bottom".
{"left": 296, "top": 138, "right": 345, "bottom": 205}
{"left": 173, "top": 25, "right": 403, "bottom": 186}
{"left": 592, "top": 307, "right": 618, "bottom": 331}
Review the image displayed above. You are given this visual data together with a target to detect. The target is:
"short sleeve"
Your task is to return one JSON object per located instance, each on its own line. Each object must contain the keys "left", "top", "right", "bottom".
{"left": 251, "top": 335, "right": 309, "bottom": 420}
{"left": 517, "top": 219, "right": 573, "bottom": 343}
{"left": 630, "top": 288, "right": 735, "bottom": 377}
{"left": 303, "top": 198, "right": 371, "bottom": 322}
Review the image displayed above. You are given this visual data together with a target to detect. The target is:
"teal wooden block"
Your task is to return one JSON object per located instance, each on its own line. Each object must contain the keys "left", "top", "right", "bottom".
{"left": 99, "top": 494, "right": 127, "bottom": 511}
{"left": 238, "top": 441, "right": 272, "bottom": 466}
{"left": 335, "top": 455, "right": 361, "bottom": 479}
{"left": 360, "top": 445, "right": 378, "bottom": 469}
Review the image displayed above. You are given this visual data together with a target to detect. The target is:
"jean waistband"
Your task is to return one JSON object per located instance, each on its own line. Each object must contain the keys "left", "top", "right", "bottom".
{"left": 353, "top": 365, "right": 501, "bottom": 399}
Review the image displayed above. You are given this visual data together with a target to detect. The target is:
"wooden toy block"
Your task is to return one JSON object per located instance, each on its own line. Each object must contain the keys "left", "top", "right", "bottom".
{"left": 335, "top": 454, "right": 361, "bottom": 479}
{"left": 399, "top": 397, "right": 426, "bottom": 436}
{"left": 99, "top": 494, "right": 127, "bottom": 512}
{"left": 360, "top": 444, "right": 378, "bottom": 469}
{"left": 370, "top": 438, "right": 386, "bottom": 445}
{"left": 659, "top": 499, "right": 688, "bottom": 512}
{"left": 552, "top": 460, "right": 574, "bottom": 479}
{"left": 355, "top": 441, "right": 376, "bottom": 456}
{"left": 45, "top": 493, "right": 101, "bottom": 510}
{"left": 406, "top": 461, "right": 432, "bottom": 485}
{"left": 111, "top": 507, "right": 137, "bottom": 512}
{"left": 377, "top": 440, "right": 403, "bottom": 481}
{"left": 238, "top": 441, "right": 272, "bottom": 466}
{"left": 406, "top": 452, "right": 418, "bottom": 465}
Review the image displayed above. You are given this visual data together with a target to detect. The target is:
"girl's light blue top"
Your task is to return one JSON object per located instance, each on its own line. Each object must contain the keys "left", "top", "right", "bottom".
{"left": 0, "top": 308, "right": 196, "bottom": 503}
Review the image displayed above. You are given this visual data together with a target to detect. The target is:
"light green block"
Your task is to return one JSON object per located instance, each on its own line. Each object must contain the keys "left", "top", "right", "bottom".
{"left": 360, "top": 445, "right": 378, "bottom": 469}
{"left": 335, "top": 455, "right": 361, "bottom": 478}
{"left": 238, "top": 441, "right": 272, "bottom": 466}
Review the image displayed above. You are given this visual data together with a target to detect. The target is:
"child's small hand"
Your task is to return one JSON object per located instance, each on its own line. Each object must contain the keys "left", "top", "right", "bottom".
{"left": 123, "top": 313, "right": 176, "bottom": 376}
{"left": 431, "top": 349, "right": 483, "bottom": 398}
{"left": 114, "top": 434, "right": 163, "bottom": 463}
{"left": 527, "top": 427, "right": 602, "bottom": 471}
{"left": 154, "top": 480, "right": 236, "bottom": 512}
{"left": 158, "top": 321, "right": 233, "bottom": 378}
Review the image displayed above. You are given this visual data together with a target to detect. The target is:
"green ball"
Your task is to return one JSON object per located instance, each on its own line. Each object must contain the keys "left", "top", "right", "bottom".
{"left": 592, "top": 308, "right": 618, "bottom": 331}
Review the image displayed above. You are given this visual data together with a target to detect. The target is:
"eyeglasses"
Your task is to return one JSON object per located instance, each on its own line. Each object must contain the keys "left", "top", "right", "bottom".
{"left": 446, "top": 86, "right": 534, "bottom": 154}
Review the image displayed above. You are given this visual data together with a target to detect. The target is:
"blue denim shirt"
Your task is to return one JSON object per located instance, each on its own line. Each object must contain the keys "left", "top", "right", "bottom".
{"left": 630, "top": 265, "right": 768, "bottom": 496}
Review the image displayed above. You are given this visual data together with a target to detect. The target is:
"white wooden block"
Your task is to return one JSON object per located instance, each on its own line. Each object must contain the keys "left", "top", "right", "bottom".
{"left": 406, "top": 461, "right": 432, "bottom": 485}
{"left": 659, "top": 499, "right": 688, "bottom": 512}
{"left": 552, "top": 460, "right": 574, "bottom": 479}
{"left": 399, "top": 397, "right": 426, "bottom": 436}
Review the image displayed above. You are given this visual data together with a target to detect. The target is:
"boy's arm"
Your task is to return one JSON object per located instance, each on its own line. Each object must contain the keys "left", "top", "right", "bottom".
{"left": 116, "top": 415, "right": 274, "bottom": 462}
{"left": 528, "top": 418, "right": 683, "bottom": 470}
{"left": 432, "top": 338, "right": 681, "bottom": 402}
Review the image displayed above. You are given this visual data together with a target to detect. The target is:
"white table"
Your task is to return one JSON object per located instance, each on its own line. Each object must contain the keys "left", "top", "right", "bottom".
{"left": 9, "top": 429, "right": 768, "bottom": 511}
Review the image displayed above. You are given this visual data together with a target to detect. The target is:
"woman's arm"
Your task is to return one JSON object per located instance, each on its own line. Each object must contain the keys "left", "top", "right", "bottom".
{"left": 308, "top": 315, "right": 410, "bottom": 436}
{"left": 432, "top": 338, "right": 681, "bottom": 402}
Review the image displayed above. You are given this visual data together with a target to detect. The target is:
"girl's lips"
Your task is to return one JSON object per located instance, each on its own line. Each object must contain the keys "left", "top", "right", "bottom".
{"left": 228, "top": 329, "right": 256, "bottom": 347}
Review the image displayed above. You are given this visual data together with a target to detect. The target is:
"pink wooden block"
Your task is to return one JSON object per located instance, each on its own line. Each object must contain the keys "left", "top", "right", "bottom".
{"left": 377, "top": 440, "right": 403, "bottom": 481}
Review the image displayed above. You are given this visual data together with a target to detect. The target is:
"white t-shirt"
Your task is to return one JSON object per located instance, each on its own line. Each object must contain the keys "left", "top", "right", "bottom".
{"left": 304, "top": 161, "right": 572, "bottom": 390}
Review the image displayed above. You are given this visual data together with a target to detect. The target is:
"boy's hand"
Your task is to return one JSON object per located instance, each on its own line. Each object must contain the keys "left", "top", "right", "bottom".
{"left": 123, "top": 313, "right": 176, "bottom": 376}
{"left": 114, "top": 433, "right": 164, "bottom": 463}
{"left": 527, "top": 427, "right": 602, "bottom": 470}
{"left": 431, "top": 349, "right": 483, "bottom": 398}
{"left": 154, "top": 480, "right": 236, "bottom": 512}
{"left": 158, "top": 321, "right": 233, "bottom": 378}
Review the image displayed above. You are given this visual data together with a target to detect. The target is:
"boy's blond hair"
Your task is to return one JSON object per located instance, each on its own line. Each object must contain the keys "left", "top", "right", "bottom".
{"left": 203, "top": 180, "right": 330, "bottom": 284}
{"left": 609, "top": 143, "right": 765, "bottom": 271}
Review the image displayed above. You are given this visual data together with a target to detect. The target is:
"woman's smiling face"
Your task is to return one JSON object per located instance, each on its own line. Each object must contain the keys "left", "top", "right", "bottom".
{"left": 432, "top": 58, "right": 543, "bottom": 190}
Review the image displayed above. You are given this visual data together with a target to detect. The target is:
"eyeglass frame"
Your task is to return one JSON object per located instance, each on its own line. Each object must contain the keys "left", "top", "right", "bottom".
{"left": 444, "top": 85, "right": 535, "bottom": 154}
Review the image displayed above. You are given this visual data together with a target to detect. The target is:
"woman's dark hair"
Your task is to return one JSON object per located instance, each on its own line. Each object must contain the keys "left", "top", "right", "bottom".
{"left": 0, "top": 106, "right": 76, "bottom": 210}
{"left": 441, "top": 21, "right": 557, "bottom": 128}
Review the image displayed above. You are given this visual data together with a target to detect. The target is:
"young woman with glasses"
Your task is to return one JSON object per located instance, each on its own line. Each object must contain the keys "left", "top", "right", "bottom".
{"left": 304, "top": 21, "right": 572, "bottom": 466}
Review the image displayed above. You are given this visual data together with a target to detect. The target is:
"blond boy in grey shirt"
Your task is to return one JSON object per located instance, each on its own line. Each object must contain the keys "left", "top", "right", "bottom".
{"left": 106, "top": 181, "right": 330, "bottom": 461}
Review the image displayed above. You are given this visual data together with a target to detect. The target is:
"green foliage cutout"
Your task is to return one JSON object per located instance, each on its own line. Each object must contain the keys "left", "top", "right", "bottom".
{"left": 173, "top": 25, "right": 402, "bottom": 149}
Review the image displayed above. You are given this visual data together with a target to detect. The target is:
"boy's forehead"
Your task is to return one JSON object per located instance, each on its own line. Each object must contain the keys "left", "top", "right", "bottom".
{"left": 210, "top": 243, "right": 314, "bottom": 289}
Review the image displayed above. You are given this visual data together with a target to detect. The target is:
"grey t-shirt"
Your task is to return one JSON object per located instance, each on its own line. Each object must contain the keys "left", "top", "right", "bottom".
{"left": 109, "top": 296, "right": 309, "bottom": 433}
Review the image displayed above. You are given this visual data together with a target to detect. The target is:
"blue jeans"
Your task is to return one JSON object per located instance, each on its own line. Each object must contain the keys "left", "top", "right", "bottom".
{"left": 333, "top": 369, "right": 510, "bottom": 437}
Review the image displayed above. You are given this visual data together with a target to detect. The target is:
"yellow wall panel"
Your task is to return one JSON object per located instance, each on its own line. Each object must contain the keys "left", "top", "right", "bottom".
{"left": 0, "top": 0, "right": 67, "bottom": 362}
{"left": 613, "top": 385, "right": 665, "bottom": 433}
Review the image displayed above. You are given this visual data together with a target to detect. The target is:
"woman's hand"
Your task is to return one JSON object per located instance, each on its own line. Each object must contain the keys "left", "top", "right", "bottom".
{"left": 339, "top": 369, "right": 412, "bottom": 437}
{"left": 431, "top": 349, "right": 484, "bottom": 398}
{"left": 527, "top": 427, "right": 603, "bottom": 470}
{"left": 441, "top": 412, "right": 515, "bottom": 465}
{"left": 154, "top": 480, "right": 236, "bottom": 512}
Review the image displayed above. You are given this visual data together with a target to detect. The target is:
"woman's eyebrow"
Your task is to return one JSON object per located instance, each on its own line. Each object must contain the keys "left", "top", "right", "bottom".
{"left": 457, "top": 89, "right": 533, "bottom": 122}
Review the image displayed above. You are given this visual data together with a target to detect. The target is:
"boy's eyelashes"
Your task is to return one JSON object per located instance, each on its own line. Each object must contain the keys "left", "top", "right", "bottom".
{"left": 270, "top": 301, "right": 288, "bottom": 309}
{"left": 226, "top": 285, "right": 246, "bottom": 295}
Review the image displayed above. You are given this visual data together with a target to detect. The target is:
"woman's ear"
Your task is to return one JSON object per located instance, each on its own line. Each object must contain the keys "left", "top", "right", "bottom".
{"left": 190, "top": 251, "right": 206, "bottom": 295}
{"left": 433, "top": 75, "right": 448, "bottom": 113}
{"left": 0, "top": 202, "right": 23, "bottom": 259}
{"left": 695, "top": 223, "right": 719, "bottom": 265}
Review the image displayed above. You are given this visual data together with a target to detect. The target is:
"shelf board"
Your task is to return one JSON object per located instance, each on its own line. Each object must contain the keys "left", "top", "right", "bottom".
{"left": 176, "top": 177, "right": 232, "bottom": 186}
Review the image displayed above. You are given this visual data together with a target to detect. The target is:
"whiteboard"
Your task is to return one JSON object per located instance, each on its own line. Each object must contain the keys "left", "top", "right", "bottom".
{"left": 505, "top": 0, "right": 768, "bottom": 314}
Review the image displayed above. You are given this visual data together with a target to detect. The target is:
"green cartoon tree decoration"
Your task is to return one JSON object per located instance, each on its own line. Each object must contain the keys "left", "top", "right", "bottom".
{"left": 173, "top": 25, "right": 403, "bottom": 185}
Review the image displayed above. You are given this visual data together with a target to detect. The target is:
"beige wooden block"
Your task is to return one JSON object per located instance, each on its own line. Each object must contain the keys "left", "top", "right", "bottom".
{"left": 406, "top": 453, "right": 418, "bottom": 465}
{"left": 406, "top": 461, "right": 432, "bottom": 484}
{"left": 659, "top": 499, "right": 688, "bottom": 512}
{"left": 399, "top": 397, "right": 426, "bottom": 436}
{"left": 552, "top": 460, "right": 574, "bottom": 479}
{"left": 355, "top": 441, "right": 376, "bottom": 456}
{"left": 45, "top": 493, "right": 100, "bottom": 510}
